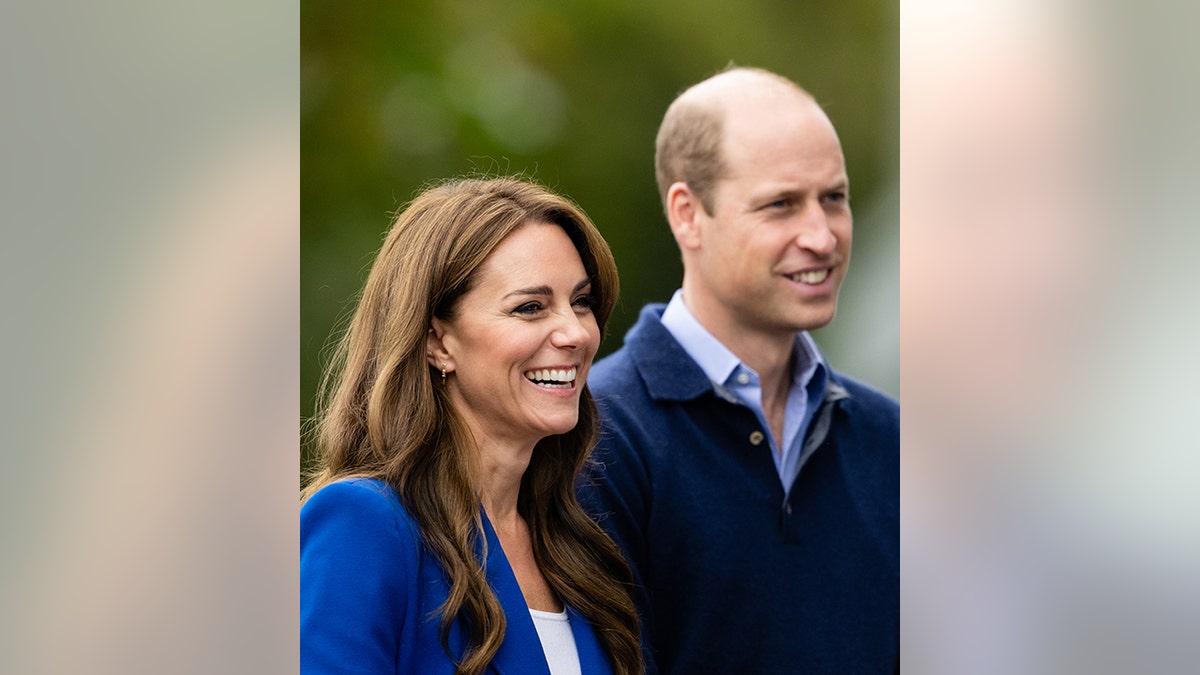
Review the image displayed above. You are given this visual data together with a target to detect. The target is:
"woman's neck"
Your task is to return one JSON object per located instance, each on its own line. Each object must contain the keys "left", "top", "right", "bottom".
{"left": 475, "top": 437, "right": 535, "bottom": 529}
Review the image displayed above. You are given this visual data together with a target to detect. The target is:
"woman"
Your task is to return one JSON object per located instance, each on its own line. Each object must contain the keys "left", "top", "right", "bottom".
{"left": 301, "top": 177, "right": 642, "bottom": 675}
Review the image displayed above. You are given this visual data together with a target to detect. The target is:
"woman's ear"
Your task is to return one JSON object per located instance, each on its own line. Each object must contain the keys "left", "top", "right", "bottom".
{"left": 426, "top": 318, "right": 455, "bottom": 373}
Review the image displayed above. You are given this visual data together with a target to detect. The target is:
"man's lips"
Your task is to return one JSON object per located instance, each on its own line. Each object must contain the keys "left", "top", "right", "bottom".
{"left": 785, "top": 268, "right": 831, "bottom": 285}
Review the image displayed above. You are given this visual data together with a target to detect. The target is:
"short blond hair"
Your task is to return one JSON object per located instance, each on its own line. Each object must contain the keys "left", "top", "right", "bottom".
{"left": 654, "top": 66, "right": 811, "bottom": 214}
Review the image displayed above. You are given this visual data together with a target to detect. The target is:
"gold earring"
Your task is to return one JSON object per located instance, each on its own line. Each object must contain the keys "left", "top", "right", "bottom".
{"left": 441, "top": 363, "right": 447, "bottom": 382}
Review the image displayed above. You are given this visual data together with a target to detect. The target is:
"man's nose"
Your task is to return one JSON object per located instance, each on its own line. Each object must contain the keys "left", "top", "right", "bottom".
{"left": 794, "top": 202, "right": 838, "bottom": 255}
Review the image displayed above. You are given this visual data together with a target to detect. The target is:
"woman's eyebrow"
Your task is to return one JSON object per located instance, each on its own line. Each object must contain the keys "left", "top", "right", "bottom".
{"left": 504, "top": 278, "right": 591, "bottom": 300}
{"left": 503, "top": 285, "right": 552, "bottom": 300}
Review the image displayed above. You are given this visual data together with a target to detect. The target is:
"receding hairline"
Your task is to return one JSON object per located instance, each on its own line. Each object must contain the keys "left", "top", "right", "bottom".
{"left": 655, "top": 68, "right": 826, "bottom": 211}
{"left": 674, "top": 67, "right": 816, "bottom": 111}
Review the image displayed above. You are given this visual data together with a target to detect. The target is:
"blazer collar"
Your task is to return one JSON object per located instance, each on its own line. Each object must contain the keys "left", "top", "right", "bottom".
{"left": 476, "top": 511, "right": 614, "bottom": 675}
{"left": 477, "top": 511, "right": 552, "bottom": 675}
{"left": 567, "top": 605, "right": 613, "bottom": 675}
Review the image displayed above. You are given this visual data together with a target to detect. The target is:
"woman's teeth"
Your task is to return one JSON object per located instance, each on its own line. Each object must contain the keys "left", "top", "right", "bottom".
{"left": 524, "top": 367, "right": 578, "bottom": 388}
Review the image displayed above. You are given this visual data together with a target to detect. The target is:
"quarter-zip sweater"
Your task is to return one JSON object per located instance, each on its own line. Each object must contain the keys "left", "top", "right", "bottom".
{"left": 579, "top": 304, "right": 899, "bottom": 675}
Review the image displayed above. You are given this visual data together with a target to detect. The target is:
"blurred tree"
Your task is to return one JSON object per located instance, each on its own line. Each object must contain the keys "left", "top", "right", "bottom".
{"left": 301, "top": 0, "right": 897, "bottom": 469}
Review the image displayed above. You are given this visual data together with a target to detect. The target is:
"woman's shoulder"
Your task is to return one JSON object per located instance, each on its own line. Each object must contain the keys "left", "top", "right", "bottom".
{"left": 301, "top": 477, "right": 420, "bottom": 544}
{"left": 301, "top": 478, "right": 428, "bottom": 673}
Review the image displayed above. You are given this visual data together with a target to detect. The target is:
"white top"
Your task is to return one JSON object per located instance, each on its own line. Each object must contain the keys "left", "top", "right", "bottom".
{"left": 529, "top": 607, "right": 582, "bottom": 675}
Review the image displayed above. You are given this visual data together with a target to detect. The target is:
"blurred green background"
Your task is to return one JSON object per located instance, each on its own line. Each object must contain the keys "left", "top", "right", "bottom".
{"left": 302, "top": 0, "right": 898, "bottom": 467}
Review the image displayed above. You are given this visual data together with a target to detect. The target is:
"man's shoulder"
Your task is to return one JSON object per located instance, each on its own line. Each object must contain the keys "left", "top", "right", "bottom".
{"left": 589, "top": 344, "right": 642, "bottom": 392}
{"left": 832, "top": 371, "right": 899, "bottom": 413}
{"left": 827, "top": 370, "right": 900, "bottom": 444}
{"left": 589, "top": 303, "right": 674, "bottom": 396}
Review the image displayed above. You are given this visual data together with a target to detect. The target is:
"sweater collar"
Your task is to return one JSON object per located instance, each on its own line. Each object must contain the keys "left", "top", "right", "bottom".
{"left": 625, "top": 303, "right": 852, "bottom": 405}
{"left": 625, "top": 304, "right": 731, "bottom": 401}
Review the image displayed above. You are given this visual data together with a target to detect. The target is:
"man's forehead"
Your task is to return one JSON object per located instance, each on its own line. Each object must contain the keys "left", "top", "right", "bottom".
{"left": 716, "top": 114, "right": 848, "bottom": 199}
{"left": 718, "top": 167, "right": 849, "bottom": 201}
{"left": 721, "top": 103, "right": 842, "bottom": 160}
{"left": 722, "top": 90, "right": 831, "bottom": 129}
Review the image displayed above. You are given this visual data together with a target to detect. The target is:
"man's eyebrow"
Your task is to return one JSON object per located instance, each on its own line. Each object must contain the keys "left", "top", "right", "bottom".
{"left": 503, "top": 278, "right": 592, "bottom": 300}
{"left": 754, "top": 179, "right": 850, "bottom": 200}
{"left": 748, "top": 188, "right": 800, "bottom": 208}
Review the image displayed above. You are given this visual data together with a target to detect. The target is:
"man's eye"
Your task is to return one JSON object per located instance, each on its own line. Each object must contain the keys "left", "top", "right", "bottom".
{"left": 824, "top": 191, "right": 847, "bottom": 203}
{"left": 767, "top": 199, "right": 791, "bottom": 209}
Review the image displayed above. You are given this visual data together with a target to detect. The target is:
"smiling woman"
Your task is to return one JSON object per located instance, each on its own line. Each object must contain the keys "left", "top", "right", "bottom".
{"left": 300, "top": 177, "right": 641, "bottom": 675}
{"left": 428, "top": 223, "right": 603, "bottom": 452}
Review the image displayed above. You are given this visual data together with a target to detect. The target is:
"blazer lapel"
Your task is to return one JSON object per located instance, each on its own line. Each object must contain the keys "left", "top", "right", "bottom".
{"left": 477, "top": 511, "right": 552, "bottom": 675}
{"left": 567, "top": 605, "right": 614, "bottom": 675}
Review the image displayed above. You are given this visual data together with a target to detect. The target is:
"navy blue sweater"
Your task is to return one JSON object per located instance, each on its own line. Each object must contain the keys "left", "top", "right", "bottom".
{"left": 580, "top": 305, "right": 899, "bottom": 674}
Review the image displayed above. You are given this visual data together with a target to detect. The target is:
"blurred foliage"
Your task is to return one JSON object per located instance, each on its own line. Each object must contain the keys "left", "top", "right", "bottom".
{"left": 302, "top": 0, "right": 898, "bottom": 465}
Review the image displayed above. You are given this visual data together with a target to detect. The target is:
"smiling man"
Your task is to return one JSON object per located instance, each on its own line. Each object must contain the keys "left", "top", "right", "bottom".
{"left": 580, "top": 67, "right": 899, "bottom": 674}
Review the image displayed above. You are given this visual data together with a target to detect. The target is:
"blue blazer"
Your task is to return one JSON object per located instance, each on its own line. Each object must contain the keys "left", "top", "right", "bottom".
{"left": 301, "top": 478, "right": 615, "bottom": 675}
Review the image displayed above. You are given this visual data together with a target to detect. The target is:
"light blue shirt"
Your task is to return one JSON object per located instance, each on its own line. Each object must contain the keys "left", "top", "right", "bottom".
{"left": 660, "top": 290, "right": 828, "bottom": 493}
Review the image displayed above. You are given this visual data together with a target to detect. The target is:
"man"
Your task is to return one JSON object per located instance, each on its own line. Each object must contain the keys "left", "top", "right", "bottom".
{"left": 580, "top": 67, "right": 899, "bottom": 674}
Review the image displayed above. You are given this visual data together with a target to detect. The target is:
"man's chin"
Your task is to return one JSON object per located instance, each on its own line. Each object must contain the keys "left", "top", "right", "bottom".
{"left": 784, "top": 305, "right": 838, "bottom": 334}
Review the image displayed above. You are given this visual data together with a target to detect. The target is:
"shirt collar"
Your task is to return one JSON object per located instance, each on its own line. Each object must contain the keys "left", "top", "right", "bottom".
{"left": 660, "top": 289, "right": 827, "bottom": 388}
{"left": 793, "top": 332, "right": 825, "bottom": 387}
{"left": 660, "top": 290, "right": 741, "bottom": 385}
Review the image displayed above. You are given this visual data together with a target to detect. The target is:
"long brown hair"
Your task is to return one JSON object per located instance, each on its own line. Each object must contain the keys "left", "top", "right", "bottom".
{"left": 304, "top": 177, "right": 642, "bottom": 675}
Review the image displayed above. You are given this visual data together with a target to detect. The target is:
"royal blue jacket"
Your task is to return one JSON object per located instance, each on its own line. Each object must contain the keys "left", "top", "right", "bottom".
{"left": 301, "top": 478, "right": 616, "bottom": 675}
{"left": 579, "top": 305, "right": 899, "bottom": 674}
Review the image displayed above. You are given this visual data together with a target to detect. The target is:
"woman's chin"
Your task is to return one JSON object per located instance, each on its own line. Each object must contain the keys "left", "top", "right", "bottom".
{"left": 536, "top": 416, "right": 581, "bottom": 440}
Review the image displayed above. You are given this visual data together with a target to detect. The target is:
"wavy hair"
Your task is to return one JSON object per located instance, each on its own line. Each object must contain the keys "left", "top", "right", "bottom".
{"left": 303, "top": 177, "right": 641, "bottom": 675}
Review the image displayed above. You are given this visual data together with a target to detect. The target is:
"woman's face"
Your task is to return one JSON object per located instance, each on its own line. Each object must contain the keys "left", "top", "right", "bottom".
{"left": 432, "top": 222, "right": 601, "bottom": 450}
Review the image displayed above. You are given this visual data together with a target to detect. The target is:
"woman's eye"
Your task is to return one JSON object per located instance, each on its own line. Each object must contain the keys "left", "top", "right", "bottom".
{"left": 572, "top": 294, "right": 596, "bottom": 311}
{"left": 512, "top": 302, "right": 542, "bottom": 315}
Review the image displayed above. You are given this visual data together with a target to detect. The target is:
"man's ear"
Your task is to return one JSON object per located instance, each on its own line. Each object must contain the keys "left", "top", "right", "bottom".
{"left": 425, "top": 318, "right": 455, "bottom": 374}
{"left": 666, "top": 182, "right": 704, "bottom": 251}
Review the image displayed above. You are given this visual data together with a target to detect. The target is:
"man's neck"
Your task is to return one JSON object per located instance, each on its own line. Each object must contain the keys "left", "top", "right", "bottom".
{"left": 679, "top": 287, "right": 797, "bottom": 382}
{"left": 679, "top": 287, "right": 797, "bottom": 448}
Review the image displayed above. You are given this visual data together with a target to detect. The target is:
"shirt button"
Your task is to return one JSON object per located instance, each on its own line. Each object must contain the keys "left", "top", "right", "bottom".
{"left": 749, "top": 430, "right": 764, "bottom": 446}
{"left": 785, "top": 503, "right": 793, "bottom": 515}
{"left": 736, "top": 373, "right": 751, "bottom": 385}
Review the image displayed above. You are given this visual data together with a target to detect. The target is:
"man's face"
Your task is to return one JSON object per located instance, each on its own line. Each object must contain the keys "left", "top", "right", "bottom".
{"left": 689, "top": 96, "right": 852, "bottom": 340}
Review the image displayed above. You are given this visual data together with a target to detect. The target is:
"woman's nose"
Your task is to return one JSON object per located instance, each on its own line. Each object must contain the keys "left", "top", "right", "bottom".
{"left": 550, "top": 310, "right": 592, "bottom": 349}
